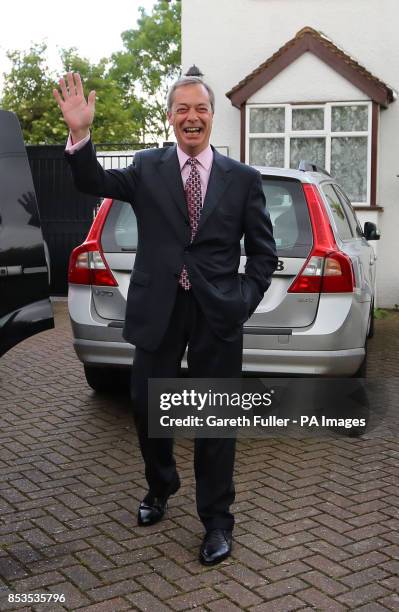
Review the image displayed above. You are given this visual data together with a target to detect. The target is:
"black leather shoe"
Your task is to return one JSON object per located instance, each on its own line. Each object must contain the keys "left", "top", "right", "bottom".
{"left": 199, "top": 529, "right": 232, "bottom": 565}
{"left": 137, "top": 476, "right": 180, "bottom": 526}
{"left": 137, "top": 496, "right": 168, "bottom": 526}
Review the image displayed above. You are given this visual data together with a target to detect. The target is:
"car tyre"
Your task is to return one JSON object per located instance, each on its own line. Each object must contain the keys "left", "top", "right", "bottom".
{"left": 84, "top": 365, "right": 130, "bottom": 393}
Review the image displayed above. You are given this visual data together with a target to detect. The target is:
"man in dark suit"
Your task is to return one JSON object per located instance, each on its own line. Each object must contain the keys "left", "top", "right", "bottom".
{"left": 54, "top": 72, "right": 277, "bottom": 565}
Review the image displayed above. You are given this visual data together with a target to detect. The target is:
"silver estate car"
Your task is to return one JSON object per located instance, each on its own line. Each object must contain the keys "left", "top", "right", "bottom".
{"left": 68, "top": 161, "right": 379, "bottom": 392}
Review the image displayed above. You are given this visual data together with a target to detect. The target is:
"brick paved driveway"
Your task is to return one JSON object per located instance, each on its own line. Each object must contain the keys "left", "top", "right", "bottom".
{"left": 0, "top": 302, "right": 398, "bottom": 611}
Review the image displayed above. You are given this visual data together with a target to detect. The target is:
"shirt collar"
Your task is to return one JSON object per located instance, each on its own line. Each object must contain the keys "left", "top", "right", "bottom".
{"left": 176, "top": 144, "right": 213, "bottom": 171}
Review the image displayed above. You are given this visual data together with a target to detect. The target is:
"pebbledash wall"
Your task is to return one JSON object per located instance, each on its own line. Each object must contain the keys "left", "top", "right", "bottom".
{"left": 181, "top": 0, "right": 399, "bottom": 308}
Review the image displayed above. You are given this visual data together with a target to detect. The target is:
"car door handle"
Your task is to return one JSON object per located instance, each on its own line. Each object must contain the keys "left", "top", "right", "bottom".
{"left": 0, "top": 267, "right": 20, "bottom": 277}
{"left": 4, "top": 265, "right": 23, "bottom": 276}
{"left": 23, "top": 266, "right": 48, "bottom": 275}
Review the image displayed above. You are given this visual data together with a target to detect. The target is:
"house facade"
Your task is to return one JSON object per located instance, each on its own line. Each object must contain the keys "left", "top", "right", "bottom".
{"left": 181, "top": 0, "right": 399, "bottom": 308}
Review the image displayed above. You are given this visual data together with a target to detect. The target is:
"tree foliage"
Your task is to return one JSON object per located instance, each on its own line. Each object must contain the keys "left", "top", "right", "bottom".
{"left": 0, "top": 43, "right": 64, "bottom": 144}
{"left": 111, "top": 0, "right": 181, "bottom": 141}
{"left": 0, "top": 0, "right": 181, "bottom": 144}
{"left": 61, "top": 48, "right": 141, "bottom": 144}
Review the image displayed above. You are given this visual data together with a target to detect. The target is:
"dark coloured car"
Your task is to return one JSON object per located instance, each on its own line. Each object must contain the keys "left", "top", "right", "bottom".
{"left": 0, "top": 110, "right": 53, "bottom": 356}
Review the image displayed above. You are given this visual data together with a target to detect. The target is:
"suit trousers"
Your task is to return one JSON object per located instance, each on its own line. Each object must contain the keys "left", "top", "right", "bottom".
{"left": 130, "top": 286, "right": 243, "bottom": 531}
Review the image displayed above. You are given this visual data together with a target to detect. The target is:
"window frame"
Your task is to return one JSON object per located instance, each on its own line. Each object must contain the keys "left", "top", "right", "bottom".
{"left": 246, "top": 101, "right": 372, "bottom": 206}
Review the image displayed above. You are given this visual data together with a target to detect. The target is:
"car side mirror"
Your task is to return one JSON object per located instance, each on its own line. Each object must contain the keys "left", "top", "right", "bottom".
{"left": 364, "top": 221, "right": 380, "bottom": 241}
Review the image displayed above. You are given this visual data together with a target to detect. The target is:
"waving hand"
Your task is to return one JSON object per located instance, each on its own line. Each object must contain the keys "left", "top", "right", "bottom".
{"left": 53, "top": 72, "right": 96, "bottom": 143}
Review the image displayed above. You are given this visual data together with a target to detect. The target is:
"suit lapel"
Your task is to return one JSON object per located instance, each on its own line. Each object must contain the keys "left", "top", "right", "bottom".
{"left": 197, "top": 148, "right": 232, "bottom": 234}
{"left": 158, "top": 145, "right": 189, "bottom": 223}
{"left": 157, "top": 145, "right": 233, "bottom": 237}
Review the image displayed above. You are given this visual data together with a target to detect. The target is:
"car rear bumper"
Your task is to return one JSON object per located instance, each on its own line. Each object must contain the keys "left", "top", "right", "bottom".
{"left": 70, "top": 287, "right": 366, "bottom": 376}
{"left": 73, "top": 338, "right": 135, "bottom": 367}
{"left": 73, "top": 336, "right": 364, "bottom": 376}
{"left": 242, "top": 347, "right": 364, "bottom": 376}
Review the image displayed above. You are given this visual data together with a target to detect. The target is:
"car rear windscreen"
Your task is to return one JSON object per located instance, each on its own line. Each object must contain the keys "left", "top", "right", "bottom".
{"left": 101, "top": 179, "right": 313, "bottom": 258}
{"left": 101, "top": 200, "right": 138, "bottom": 251}
{"left": 262, "top": 177, "right": 313, "bottom": 258}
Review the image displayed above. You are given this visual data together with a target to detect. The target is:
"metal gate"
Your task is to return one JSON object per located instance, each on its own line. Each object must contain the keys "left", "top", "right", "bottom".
{"left": 27, "top": 145, "right": 98, "bottom": 295}
{"left": 27, "top": 143, "right": 157, "bottom": 296}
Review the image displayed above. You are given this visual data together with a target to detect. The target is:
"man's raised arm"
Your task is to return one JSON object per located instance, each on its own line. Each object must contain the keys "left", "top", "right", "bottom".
{"left": 53, "top": 72, "right": 139, "bottom": 202}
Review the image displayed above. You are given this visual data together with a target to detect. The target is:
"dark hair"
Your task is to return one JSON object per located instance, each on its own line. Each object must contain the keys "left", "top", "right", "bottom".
{"left": 167, "top": 76, "right": 215, "bottom": 112}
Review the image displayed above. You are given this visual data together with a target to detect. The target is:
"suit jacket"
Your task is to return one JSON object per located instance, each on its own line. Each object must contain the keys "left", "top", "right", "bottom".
{"left": 67, "top": 141, "right": 278, "bottom": 351}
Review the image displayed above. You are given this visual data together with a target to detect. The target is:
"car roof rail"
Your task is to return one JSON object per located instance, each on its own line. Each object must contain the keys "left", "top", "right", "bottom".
{"left": 298, "top": 160, "right": 331, "bottom": 176}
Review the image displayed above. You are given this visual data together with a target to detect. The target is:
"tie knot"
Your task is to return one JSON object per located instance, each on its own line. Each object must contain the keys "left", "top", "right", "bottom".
{"left": 187, "top": 157, "right": 198, "bottom": 166}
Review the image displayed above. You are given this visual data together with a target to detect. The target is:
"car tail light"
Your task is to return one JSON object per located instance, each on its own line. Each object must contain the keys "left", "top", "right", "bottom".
{"left": 68, "top": 199, "right": 118, "bottom": 287}
{"left": 288, "top": 184, "right": 354, "bottom": 294}
{"left": 321, "top": 251, "right": 355, "bottom": 292}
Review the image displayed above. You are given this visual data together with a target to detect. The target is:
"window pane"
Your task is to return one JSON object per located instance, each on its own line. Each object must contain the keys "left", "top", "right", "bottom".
{"left": 322, "top": 184, "right": 353, "bottom": 240}
{"left": 331, "top": 137, "right": 367, "bottom": 202}
{"left": 290, "top": 138, "right": 325, "bottom": 169}
{"left": 333, "top": 185, "right": 364, "bottom": 237}
{"left": 101, "top": 200, "right": 138, "bottom": 251}
{"left": 249, "top": 138, "right": 284, "bottom": 166}
{"left": 262, "top": 177, "right": 313, "bottom": 257}
{"left": 292, "top": 108, "right": 324, "bottom": 131}
{"left": 249, "top": 108, "right": 285, "bottom": 133}
{"left": 332, "top": 105, "right": 368, "bottom": 132}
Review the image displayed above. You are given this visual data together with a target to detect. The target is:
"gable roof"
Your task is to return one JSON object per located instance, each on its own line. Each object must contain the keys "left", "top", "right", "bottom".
{"left": 226, "top": 27, "right": 395, "bottom": 108}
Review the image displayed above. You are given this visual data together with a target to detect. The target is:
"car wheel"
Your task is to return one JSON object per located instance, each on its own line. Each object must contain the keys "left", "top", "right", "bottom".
{"left": 84, "top": 365, "right": 130, "bottom": 393}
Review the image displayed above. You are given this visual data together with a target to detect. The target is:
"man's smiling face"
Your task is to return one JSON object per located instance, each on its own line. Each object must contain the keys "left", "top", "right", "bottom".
{"left": 168, "top": 83, "right": 214, "bottom": 157}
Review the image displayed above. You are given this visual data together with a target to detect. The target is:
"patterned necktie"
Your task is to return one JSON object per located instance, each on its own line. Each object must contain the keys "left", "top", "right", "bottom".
{"left": 179, "top": 158, "right": 203, "bottom": 290}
